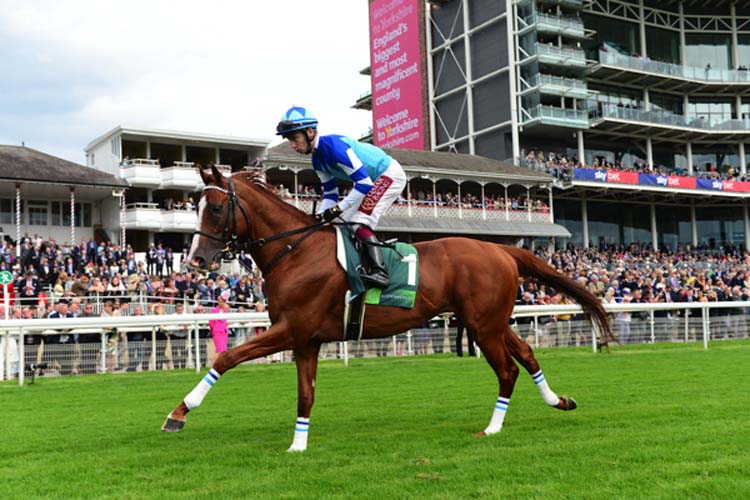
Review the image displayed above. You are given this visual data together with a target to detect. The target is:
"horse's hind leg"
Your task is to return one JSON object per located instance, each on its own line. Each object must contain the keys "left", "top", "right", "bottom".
{"left": 505, "top": 329, "right": 577, "bottom": 411}
{"left": 473, "top": 325, "right": 520, "bottom": 436}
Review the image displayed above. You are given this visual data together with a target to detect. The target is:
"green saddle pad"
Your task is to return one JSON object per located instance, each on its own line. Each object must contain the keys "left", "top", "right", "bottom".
{"left": 337, "top": 226, "right": 419, "bottom": 309}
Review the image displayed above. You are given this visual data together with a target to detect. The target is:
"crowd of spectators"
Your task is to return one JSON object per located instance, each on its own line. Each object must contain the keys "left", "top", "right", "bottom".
{"left": 521, "top": 149, "right": 747, "bottom": 182}
{"left": 1, "top": 234, "right": 267, "bottom": 317}
{"left": 271, "top": 183, "right": 550, "bottom": 213}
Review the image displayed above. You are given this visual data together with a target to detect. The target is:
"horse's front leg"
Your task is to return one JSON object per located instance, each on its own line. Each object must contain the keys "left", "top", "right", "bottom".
{"left": 161, "top": 320, "right": 292, "bottom": 432}
{"left": 287, "top": 344, "right": 321, "bottom": 452}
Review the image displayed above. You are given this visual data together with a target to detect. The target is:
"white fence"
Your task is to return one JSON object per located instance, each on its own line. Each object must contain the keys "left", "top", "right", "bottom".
{"left": 1, "top": 301, "right": 748, "bottom": 385}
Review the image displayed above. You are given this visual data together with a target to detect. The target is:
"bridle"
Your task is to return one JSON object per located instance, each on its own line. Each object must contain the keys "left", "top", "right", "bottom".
{"left": 193, "top": 177, "right": 329, "bottom": 274}
{"left": 193, "top": 178, "right": 252, "bottom": 263}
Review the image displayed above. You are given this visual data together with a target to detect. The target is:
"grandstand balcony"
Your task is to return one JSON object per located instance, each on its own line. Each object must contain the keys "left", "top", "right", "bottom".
{"left": 588, "top": 49, "right": 750, "bottom": 95}
{"left": 522, "top": 105, "right": 590, "bottom": 129}
{"left": 531, "top": 44, "right": 588, "bottom": 69}
{"left": 589, "top": 104, "right": 750, "bottom": 143}
{"left": 520, "top": 74, "right": 590, "bottom": 99}
{"left": 123, "top": 203, "right": 197, "bottom": 232}
{"left": 123, "top": 203, "right": 161, "bottom": 230}
{"left": 520, "top": 13, "right": 587, "bottom": 39}
{"left": 160, "top": 162, "right": 202, "bottom": 189}
{"left": 282, "top": 197, "right": 552, "bottom": 224}
{"left": 161, "top": 209, "right": 198, "bottom": 232}
{"left": 515, "top": 0, "right": 585, "bottom": 8}
{"left": 120, "top": 159, "right": 161, "bottom": 188}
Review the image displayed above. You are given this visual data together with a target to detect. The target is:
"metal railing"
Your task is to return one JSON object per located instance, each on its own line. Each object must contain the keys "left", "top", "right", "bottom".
{"left": 2, "top": 301, "right": 748, "bottom": 385}
{"left": 599, "top": 50, "right": 750, "bottom": 84}
{"left": 594, "top": 104, "right": 750, "bottom": 132}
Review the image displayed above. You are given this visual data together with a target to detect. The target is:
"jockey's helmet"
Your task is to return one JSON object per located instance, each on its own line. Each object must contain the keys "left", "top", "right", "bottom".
{"left": 276, "top": 106, "right": 318, "bottom": 137}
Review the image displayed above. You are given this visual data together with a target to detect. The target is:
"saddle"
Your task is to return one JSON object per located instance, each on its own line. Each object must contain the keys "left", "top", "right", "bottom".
{"left": 336, "top": 227, "right": 419, "bottom": 341}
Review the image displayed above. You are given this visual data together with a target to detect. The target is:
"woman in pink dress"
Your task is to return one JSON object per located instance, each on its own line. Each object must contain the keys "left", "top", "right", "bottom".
{"left": 209, "top": 292, "right": 231, "bottom": 354}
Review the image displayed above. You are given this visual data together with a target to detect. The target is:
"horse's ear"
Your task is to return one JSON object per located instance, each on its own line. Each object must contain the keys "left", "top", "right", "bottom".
{"left": 210, "top": 163, "right": 222, "bottom": 180}
{"left": 197, "top": 163, "right": 211, "bottom": 185}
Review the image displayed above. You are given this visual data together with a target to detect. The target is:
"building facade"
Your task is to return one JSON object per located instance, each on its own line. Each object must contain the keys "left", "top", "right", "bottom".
{"left": 85, "top": 126, "right": 267, "bottom": 251}
{"left": 360, "top": 0, "right": 750, "bottom": 251}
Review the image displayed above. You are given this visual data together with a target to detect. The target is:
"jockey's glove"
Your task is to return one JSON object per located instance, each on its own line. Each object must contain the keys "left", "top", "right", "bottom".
{"left": 321, "top": 205, "right": 343, "bottom": 222}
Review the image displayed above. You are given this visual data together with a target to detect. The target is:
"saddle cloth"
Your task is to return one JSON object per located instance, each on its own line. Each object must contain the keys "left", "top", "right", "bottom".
{"left": 335, "top": 226, "right": 419, "bottom": 309}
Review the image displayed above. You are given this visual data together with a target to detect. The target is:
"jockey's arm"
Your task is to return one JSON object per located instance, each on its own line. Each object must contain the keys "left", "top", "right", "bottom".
{"left": 316, "top": 171, "right": 339, "bottom": 213}
{"left": 335, "top": 147, "right": 374, "bottom": 212}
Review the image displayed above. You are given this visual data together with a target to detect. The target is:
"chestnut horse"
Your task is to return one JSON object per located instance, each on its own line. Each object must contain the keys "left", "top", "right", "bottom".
{"left": 162, "top": 165, "right": 611, "bottom": 452}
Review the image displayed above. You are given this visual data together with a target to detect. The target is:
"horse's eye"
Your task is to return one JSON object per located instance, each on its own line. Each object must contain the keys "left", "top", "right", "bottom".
{"left": 209, "top": 204, "right": 223, "bottom": 216}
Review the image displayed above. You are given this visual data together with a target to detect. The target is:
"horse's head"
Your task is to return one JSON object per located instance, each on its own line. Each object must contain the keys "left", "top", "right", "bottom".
{"left": 187, "top": 164, "right": 251, "bottom": 273}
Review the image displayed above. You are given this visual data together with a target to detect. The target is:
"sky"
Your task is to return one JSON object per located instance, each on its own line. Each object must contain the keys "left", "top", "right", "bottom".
{"left": 0, "top": 1, "right": 373, "bottom": 164}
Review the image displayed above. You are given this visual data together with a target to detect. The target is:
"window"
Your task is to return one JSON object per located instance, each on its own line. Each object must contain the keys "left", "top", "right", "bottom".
{"left": 0, "top": 199, "right": 12, "bottom": 224}
{"left": 28, "top": 200, "right": 48, "bottom": 226}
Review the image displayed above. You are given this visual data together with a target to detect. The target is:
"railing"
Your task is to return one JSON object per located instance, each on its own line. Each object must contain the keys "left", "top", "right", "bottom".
{"left": 527, "top": 105, "right": 589, "bottom": 124}
{"left": 599, "top": 50, "right": 750, "bottom": 84}
{"left": 282, "top": 197, "right": 553, "bottom": 223}
{"left": 526, "top": 13, "right": 585, "bottom": 33}
{"left": 122, "top": 158, "right": 159, "bottom": 167}
{"left": 534, "top": 73, "right": 587, "bottom": 90}
{"left": 535, "top": 43, "right": 587, "bottom": 62}
{"left": 3, "top": 301, "right": 748, "bottom": 385}
{"left": 594, "top": 104, "right": 750, "bottom": 132}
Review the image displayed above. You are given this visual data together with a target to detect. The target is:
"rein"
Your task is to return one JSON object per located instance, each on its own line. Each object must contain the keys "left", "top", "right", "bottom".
{"left": 194, "top": 178, "right": 345, "bottom": 274}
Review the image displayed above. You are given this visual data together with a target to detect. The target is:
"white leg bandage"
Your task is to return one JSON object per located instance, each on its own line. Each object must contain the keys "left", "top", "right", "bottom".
{"left": 184, "top": 369, "right": 220, "bottom": 410}
{"left": 483, "top": 397, "right": 510, "bottom": 435}
{"left": 288, "top": 417, "right": 309, "bottom": 452}
{"left": 532, "top": 370, "right": 560, "bottom": 406}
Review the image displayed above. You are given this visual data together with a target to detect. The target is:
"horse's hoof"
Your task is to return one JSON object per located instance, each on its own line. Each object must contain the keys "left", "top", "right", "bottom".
{"left": 161, "top": 415, "right": 186, "bottom": 433}
{"left": 474, "top": 431, "right": 487, "bottom": 437}
{"left": 557, "top": 396, "right": 578, "bottom": 411}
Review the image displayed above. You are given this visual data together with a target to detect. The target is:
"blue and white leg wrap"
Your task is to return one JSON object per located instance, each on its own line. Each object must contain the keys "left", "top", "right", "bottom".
{"left": 184, "top": 369, "right": 220, "bottom": 410}
{"left": 532, "top": 370, "right": 560, "bottom": 406}
{"left": 288, "top": 417, "right": 310, "bottom": 452}
{"left": 484, "top": 396, "right": 510, "bottom": 435}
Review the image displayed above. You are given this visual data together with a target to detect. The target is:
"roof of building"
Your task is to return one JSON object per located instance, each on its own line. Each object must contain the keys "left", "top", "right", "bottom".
{"left": 85, "top": 126, "right": 269, "bottom": 152}
{"left": 266, "top": 142, "right": 551, "bottom": 183}
{"left": 0, "top": 145, "right": 127, "bottom": 188}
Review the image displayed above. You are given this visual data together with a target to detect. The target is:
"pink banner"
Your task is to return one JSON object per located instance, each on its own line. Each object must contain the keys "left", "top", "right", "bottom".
{"left": 722, "top": 180, "right": 750, "bottom": 192}
{"left": 667, "top": 176, "right": 697, "bottom": 189}
{"left": 606, "top": 170, "right": 639, "bottom": 184}
{"left": 369, "top": 0, "right": 425, "bottom": 150}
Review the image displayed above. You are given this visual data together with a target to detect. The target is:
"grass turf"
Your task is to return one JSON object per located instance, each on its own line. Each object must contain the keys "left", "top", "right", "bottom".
{"left": 1, "top": 341, "right": 749, "bottom": 499}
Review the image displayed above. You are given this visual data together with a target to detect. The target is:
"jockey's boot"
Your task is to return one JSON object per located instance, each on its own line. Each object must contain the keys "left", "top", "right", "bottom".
{"left": 359, "top": 234, "right": 390, "bottom": 289}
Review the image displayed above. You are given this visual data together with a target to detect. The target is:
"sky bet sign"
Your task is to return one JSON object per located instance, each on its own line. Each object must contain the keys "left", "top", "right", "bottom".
{"left": 574, "top": 168, "right": 750, "bottom": 192}
{"left": 369, "top": 0, "right": 426, "bottom": 150}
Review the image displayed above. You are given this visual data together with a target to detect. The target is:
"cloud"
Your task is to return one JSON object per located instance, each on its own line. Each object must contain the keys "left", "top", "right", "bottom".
{"left": 0, "top": 1, "right": 373, "bottom": 162}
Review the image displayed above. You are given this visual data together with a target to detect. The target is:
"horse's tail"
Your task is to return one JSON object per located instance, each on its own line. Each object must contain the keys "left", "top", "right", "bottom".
{"left": 503, "top": 246, "right": 614, "bottom": 343}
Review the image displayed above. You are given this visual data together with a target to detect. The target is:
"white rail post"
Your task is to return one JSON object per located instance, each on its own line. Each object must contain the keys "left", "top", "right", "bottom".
{"left": 392, "top": 335, "right": 397, "bottom": 357}
{"left": 343, "top": 342, "right": 349, "bottom": 366}
{"left": 650, "top": 310, "right": 655, "bottom": 344}
{"left": 100, "top": 332, "right": 107, "bottom": 374}
{"left": 702, "top": 306, "right": 709, "bottom": 350}
{"left": 533, "top": 316, "right": 540, "bottom": 348}
{"left": 150, "top": 327, "right": 157, "bottom": 371}
{"left": 194, "top": 321, "right": 200, "bottom": 372}
{"left": 407, "top": 331, "right": 413, "bottom": 355}
{"left": 19, "top": 327, "right": 25, "bottom": 386}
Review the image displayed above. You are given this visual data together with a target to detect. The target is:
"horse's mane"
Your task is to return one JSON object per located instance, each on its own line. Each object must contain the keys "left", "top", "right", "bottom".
{"left": 231, "top": 170, "right": 315, "bottom": 223}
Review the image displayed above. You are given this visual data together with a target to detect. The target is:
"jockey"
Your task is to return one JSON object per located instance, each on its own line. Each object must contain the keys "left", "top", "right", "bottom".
{"left": 276, "top": 106, "right": 406, "bottom": 288}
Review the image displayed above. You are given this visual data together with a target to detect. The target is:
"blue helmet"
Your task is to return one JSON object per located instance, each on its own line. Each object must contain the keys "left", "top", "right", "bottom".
{"left": 276, "top": 106, "right": 318, "bottom": 137}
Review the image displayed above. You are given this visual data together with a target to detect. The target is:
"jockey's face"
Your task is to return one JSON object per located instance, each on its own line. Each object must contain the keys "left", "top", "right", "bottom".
{"left": 286, "top": 129, "right": 315, "bottom": 155}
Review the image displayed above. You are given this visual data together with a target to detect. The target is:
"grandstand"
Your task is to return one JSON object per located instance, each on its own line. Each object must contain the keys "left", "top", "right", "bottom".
{"left": 361, "top": 0, "right": 750, "bottom": 252}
